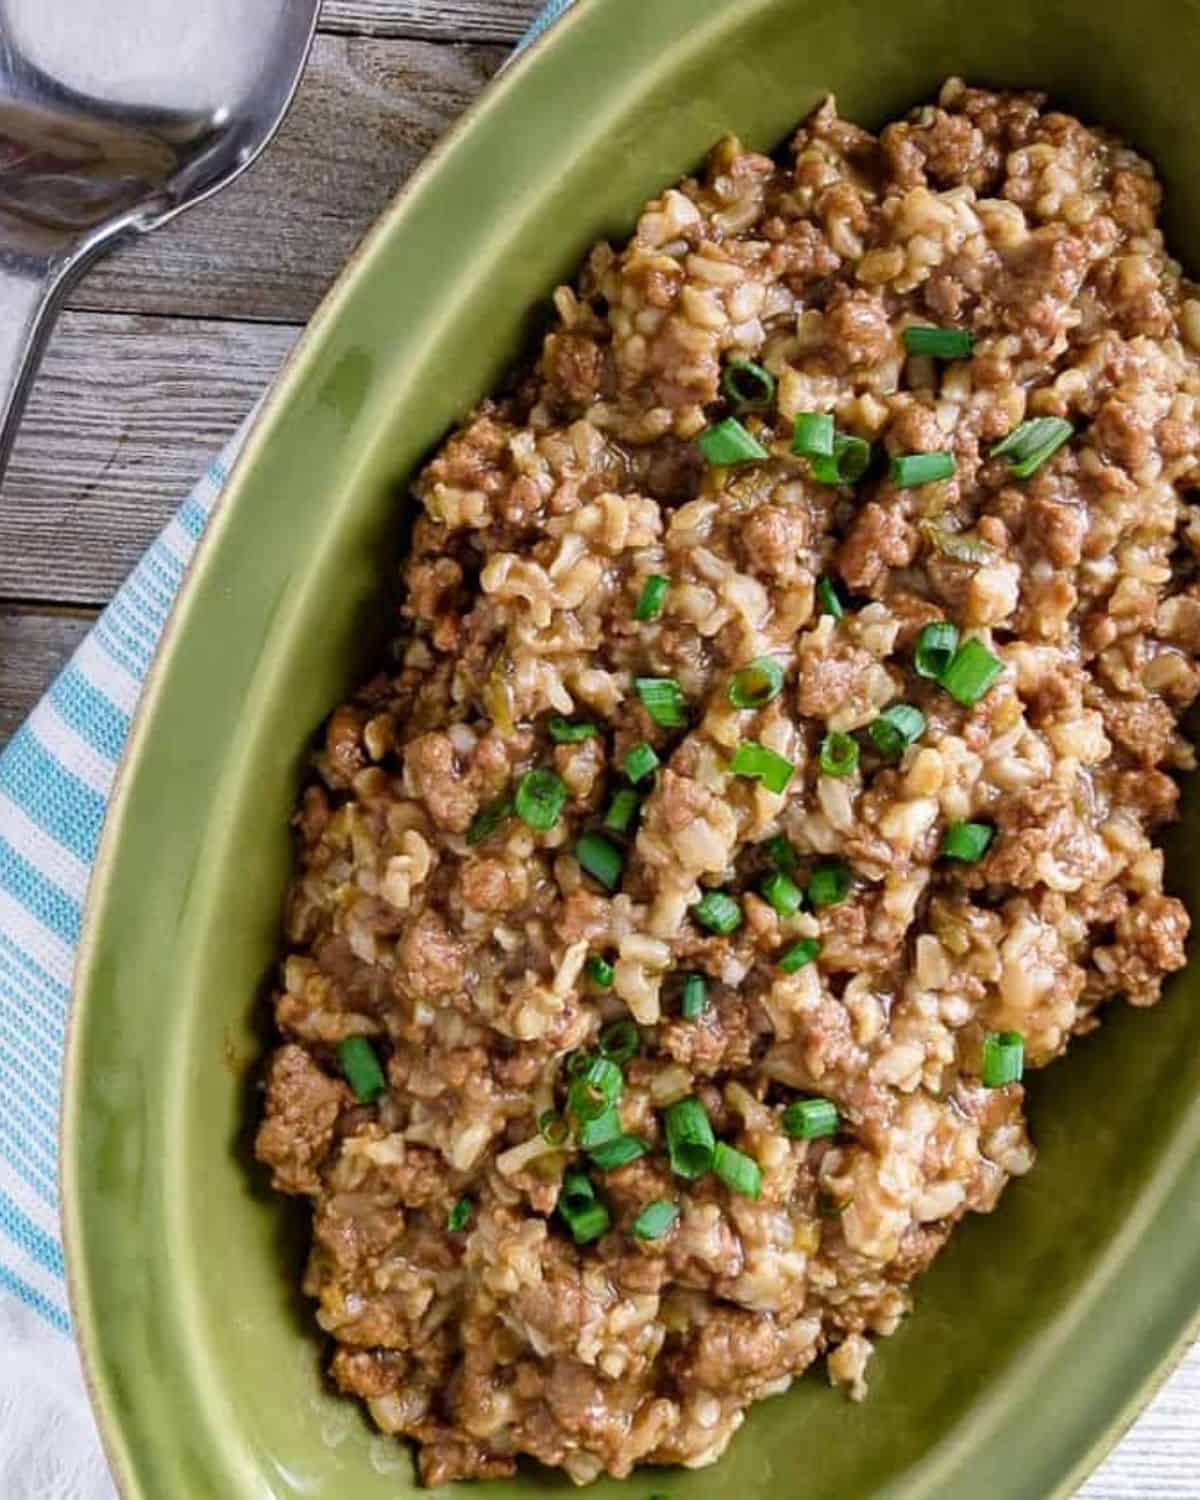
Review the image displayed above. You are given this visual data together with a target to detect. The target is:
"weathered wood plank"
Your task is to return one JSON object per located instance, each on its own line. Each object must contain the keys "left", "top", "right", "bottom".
{"left": 0, "top": 607, "right": 93, "bottom": 747}
{"left": 321, "top": 0, "right": 541, "bottom": 43}
{"left": 1082, "top": 1347, "right": 1200, "bottom": 1496}
{"left": 64, "top": 36, "right": 506, "bottom": 325}
{"left": 0, "top": 313, "right": 296, "bottom": 605}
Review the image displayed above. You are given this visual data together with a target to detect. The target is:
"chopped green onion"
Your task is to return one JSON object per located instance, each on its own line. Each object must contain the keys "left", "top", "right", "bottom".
{"left": 981, "top": 1030, "right": 1024, "bottom": 1087}
{"left": 991, "top": 417, "right": 1073, "bottom": 478}
{"left": 816, "top": 575, "right": 844, "bottom": 620}
{"left": 576, "top": 831, "right": 624, "bottom": 890}
{"left": 765, "top": 835, "right": 799, "bottom": 873}
{"left": 779, "top": 937, "right": 821, "bottom": 973}
{"left": 808, "top": 860, "right": 851, "bottom": 907}
{"left": 761, "top": 870, "right": 805, "bottom": 918}
{"left": 564, "top": 1050, "right": 593, "bottom": 1081}
{"left": 567, "top": 1078, "right": 609, "bottom": 1124}
{"left": 598, "top": 1019, "right": 639, "bottom": 1064}
{"left": 713, "top": 1142, "right": 763, "bottom": 1199}
{"left": 868, "top": 703, "right": 927, "bottom": 758}
{"left": 891, "top": 451, "right": 956, "bottom": 488}
{"left": 604, "top": 788, "right": 640, "bottom": 835}
{"left": 902, "top": 325, "right": 975, "bottom": 359}
{"left": 811, "top": 432, "right": 872, "bottom": 485}
{"left": 561, "top": 1197, "right": 611, "bottom": 1245}
{"left": 539, "top": 1109, "right": 569, "bottom": 1146}
{"left": 819, "top": 731, "right": 859, "bottom": 778}
{"left": 635, "top": 676, "right": 688, "bottom": 728}
{"left": 624, "top": 741, "right": 660, "bottom": 783}
{"left": 914, "top": 621, "right": 960, "bottom": 680}
{"left": 632, "top": 1199, "right": 679, "bottom": 1240}
{"left": 548, "top": 714, "right": 599, "bottom": 743}
{"left": 635, "top": 574, "right": 670, "bottom": 621}
{"left": 560, "top": 1166, "right": 595, "bottom": 1208}
{"left": 515, "top": 768, "right": 567, "bottom": 831}
{"left": 578, "top": 1107, "right": 623, "bottom": 1152}
{"left": 942, "top": 821, "right": 994, "bottom": 862}
{"left": 681, "top": 973, "right": 707, "bottom": 1019}
{"left": 783, "top": 1097, "right": 839, "bottom": 1139}
{"left": 730, "top": 741, "right": 795, "bottom": 795}
{"left": 692, "top": 890, "right": 742, "bottom": 935}
{"left": 589, "top": 1134, "right": 648, "bottom": 1170}
{"left": 467, "top": 795, "right": 512, "bottom": 846}
{"left": 664, "top": 1097, "right": 716, "bottom": 1179}
{"left": 722, "top": 356, "right": 776, "bottom": 411}
{"left": 940, "top": 637, "right": 1004, "bottom": 706}
{"left": 792, "top": 411, "right": 835, "bottom": 459}
{"left": 697, "top": 416, "right": 769, "bottom": 465}
{"left": 447, "top": 1196, "right": 473, "bottom": 1232}
{"left": 586, "top": 954, "right": 615, "bottom": 988}
{"left": 336, "top": 1036, "right": 386, "bottom": 1103}
{"left": 583, "top": 1056, "right": 623, "bottom": 1105}
{"left": 728, "top": 656, "right": 785, "bottom": 710}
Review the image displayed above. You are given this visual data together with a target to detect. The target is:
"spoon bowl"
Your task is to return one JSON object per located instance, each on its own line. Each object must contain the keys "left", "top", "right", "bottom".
{"left": 0, "top": 0, "right": 320, "bottom": 480}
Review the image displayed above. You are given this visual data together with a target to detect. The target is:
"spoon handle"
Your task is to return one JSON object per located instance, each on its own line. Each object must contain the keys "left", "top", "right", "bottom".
{"left": 0, "top": 258, "right": 68, "bottom": 485}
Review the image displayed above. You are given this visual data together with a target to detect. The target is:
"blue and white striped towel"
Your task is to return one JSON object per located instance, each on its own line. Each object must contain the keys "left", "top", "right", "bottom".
{"left": 0, "top": 6, "right": 567, "bottom": 1494}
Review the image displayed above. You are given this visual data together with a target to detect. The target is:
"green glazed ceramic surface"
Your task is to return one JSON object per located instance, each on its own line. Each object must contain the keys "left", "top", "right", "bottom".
{"left": 62, "top": 0, "right": 1200, "bottom": 1495}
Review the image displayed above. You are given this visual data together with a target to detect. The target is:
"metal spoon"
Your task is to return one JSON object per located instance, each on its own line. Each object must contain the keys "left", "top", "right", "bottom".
{"left": 0, "top": 0, "right": 320, "bottom": 482}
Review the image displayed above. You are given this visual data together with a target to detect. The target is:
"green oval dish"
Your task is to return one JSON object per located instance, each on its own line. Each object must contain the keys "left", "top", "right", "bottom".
{"left": 63, "top": 0, "right": 1200, "bottom": 1495}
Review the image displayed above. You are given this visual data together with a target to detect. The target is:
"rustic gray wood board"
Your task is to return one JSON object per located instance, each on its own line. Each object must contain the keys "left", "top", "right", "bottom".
{"left": 0, "top": 0, "right": 1193, "bottom": 1492}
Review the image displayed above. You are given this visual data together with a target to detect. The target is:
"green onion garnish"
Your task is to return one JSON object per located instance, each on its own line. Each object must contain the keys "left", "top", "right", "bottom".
{"left": 902, "top": 325, "right": 975, "bottom": 359}
{"left": 942, "top": 821, "right": 994, "bottom": 862}
{"left": 624, "top": 741, "right": 660, "bottom": 783}
{"left": 578, "top": 1106, "right": 623, "bottom": 1152}
{"left": 713, "top": 1142, "right": 762, "bottom": 1199}
{"left": 868, "top": 703, "right": 926, "bottom": 758}
{"left": 811, "top": 432, "right": 872, "bottom": 485}
{"left": 467, "top": 795, "right": 512, "bottom": 846}
{"left": 808, "top": 860, "right": 850, "bottom": 907}
{"left": 728, "top": 656, "right": 785, "bottom": 709}
{"left": 730, "top": 740, "right": 795, "bottom": 794}
{"left": 564, "top": 1049, "right": 593, "bottom": 1081}
{"left": 692, "top": 890, "right": 742, "bottom": 935}
{"left": 635, "top": 676, "right": 688, "bottom": 728}
{"left": 515, "top": 768, "right": 568, "bottom": 831}
{"left": 539, "top": 1108, "right": 569, "bottom": 1145}
{"left": 818, "top": 731, "right": 859, "bottom": 778}
{"left": 447, "top": 1196, "right": 473, "bottom": 1232}
{"left": 914, "top": 621, "right": 959, "bottom": 680}
{"left": 765, "top": 835, "right": 799, "bottom": 873}
{"left": 583, "top": 1056, "right": 622, "bottom": 1105}
{"left": 598, "top": 1018, "right": 639, "bottom": 1064}
{"left": 603, "top": 788, "right": 640, "bottom": 835}
{"left": 981, "top": 1030, "right": 1024, "bottom": 1087}
{"left": 722, "top": 356, "right": 776, "bottom": 411}
{"left": 697, "top": 416, "right": 769, "bottom": 465}
{"left": 635, "top": 574, "right": 670, "bottom": 621}
{"left": 548, "top": 714, "right": 598, "bottom": 743}
{"left": 664, "top": 1097, "right": 716, "bottom": 1179}
{"left": 783, "top": 1097, "right": 839, "bottom": 1139}
{"left": 791, "top": 411, "right": 835, "bottom": 459}
{"left": 761, "top": 870, "right": 805, "bottom": 918}
{"left": 940, "top": 638, "right": 1004, "bottom": 706}
{"left": 561, "top": 1196, "right": 610, "bottom": 1245}
{"left": 891, "top": 451, "right": 956, "bottom": 488}
{"left": 576, "top": 831, "right": 624, "bottom": 890}
{"left": 990, "top": 417, "right": 1073, "bottom": 478}
{"left": 586, "top": 954, "right": 615, "bottom": 987}
{"left": 816, "top": 576, "right": 844, "bottom": 620}
{"left": 681, "top": 973, "right": 707, "bottom": 1019}
{"left": 779, "top": 937, "right": 821, "bottom": 973}
{"left": 336, "top": 1036, "right": 386, "bottom": 1103}
{"left": 589, "top": 1134, "right": 648, "bottom": 1170}
{"left": 632, "top": 1199, "right": 679, "bottom": 1240}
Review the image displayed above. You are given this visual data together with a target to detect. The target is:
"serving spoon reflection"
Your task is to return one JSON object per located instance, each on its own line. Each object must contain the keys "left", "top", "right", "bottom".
{"left": 0, "top": 0, "right": 320, "bottom": 484}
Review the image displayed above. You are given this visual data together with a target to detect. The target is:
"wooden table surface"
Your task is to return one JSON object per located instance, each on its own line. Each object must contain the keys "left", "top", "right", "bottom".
{"left": 0, "top": 2, "right": 1196, "bottom": 1492}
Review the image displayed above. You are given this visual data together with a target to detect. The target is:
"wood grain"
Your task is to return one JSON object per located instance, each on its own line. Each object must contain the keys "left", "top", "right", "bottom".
{"left": 0, "top": 313, "right": 297, "bottom": 604}
{"left": 0, "top": 607, "right": 92, "bottom": 744}
{"left": 64, "top": 36, "right": 506, "bottom": 325}
{"left": 321, "top": 0, "right": 541, "bottom": 43}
